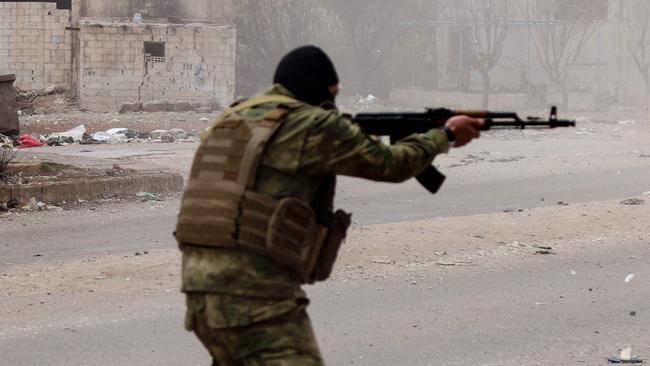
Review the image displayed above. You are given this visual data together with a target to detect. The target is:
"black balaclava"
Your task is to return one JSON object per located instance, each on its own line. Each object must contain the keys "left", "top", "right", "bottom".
{"left": 273, "top": 45, "right": 339, "bottom": 106}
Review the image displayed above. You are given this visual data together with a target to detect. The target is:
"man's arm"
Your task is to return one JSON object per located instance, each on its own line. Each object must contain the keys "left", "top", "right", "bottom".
{"left": 299, "top": 110, "right": 451, "bottom": 182}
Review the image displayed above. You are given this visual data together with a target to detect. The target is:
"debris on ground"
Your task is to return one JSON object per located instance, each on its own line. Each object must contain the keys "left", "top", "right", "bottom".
{"left": 0, "top": 133, "right": 14, "bottom": 149}
{"left": 608, "top": 347, "right": 643, "bottom": 363}
{"left": 48, "top": 124, "right": 85, "bottom": 142}
{"left": 17, "top": 134, "right": 44, "bottom": 148}
{"left": 620, "top": 198, "right": 645, "bottom": 205}
{"left": 625, "top": 273, "right": 635, "bottom": 283}
{"left": 14, "top": 126, "right": 198, "bottom": 147}
{"left": 135, "top": 191, "right": 161, "bottom": 201}
{"left": 533, "top": 246, "right": 555, "bottom": 255}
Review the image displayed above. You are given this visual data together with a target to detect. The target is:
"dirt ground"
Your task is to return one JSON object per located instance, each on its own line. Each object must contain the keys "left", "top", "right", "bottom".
{"left": 2, "top": 196, "right": 647, "bottom": 332}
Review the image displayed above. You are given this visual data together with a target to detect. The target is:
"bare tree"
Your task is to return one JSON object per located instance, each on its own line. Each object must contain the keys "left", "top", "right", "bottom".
{"left": 621, "top": 0, "right": 650, "bottom": 120}
{"left": 234, "top": 0, "right": 319, "bottom": 95}
{"left": 326, "top": 0, "right": 398, "bottom": 95}
{"left": 525, "top": 0, "right": 601, "bottom": 110}
{"left": 448, "top": 0, "right": 513, "bottom": 108}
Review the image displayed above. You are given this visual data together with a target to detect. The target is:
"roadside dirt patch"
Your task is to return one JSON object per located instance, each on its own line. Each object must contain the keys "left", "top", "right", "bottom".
{"left": 1, "top": 161, "right": 183, "bottom": 206}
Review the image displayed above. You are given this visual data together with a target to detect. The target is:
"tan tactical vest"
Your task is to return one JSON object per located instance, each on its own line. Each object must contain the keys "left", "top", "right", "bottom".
{"left": 176, "top": 95, "right": 349, "bottom": 284}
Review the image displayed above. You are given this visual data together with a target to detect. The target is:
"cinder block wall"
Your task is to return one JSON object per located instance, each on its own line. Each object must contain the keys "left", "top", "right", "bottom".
{"left": 79, "top": 21, "right": 236, "bottom": 112}
{"left": 0, "top": 2, "right": 73, "bottom": 91}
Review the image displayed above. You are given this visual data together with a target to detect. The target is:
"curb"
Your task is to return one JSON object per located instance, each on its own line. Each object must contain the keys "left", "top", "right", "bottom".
{"left": 0, "top": 172, "right": 184, "bottom": 204}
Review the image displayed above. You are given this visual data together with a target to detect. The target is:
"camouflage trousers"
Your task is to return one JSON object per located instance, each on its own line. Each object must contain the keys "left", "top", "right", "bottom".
{"left": 185, "top": 293, "right": 325, "bottom": 366}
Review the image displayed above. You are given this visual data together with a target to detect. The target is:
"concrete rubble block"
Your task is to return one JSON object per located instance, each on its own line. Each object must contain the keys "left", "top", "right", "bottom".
{"left": 0, "top": 74, "right": 19, "bottom": 136}
{"left": 142, "top": 100, "right": 169, "bottom": 113}
{"left": 118, "top": 102, "right": 143, "bottom": 114}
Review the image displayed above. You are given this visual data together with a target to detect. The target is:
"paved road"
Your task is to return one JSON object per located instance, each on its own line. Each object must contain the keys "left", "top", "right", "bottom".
{"left": 2, "top": 238, "right": 648, "bottom": 366}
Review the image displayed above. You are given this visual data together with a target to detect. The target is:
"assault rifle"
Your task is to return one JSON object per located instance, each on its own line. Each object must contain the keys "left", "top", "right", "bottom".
{"left": 352, "top": 106, "right": 575, "bottom": 194}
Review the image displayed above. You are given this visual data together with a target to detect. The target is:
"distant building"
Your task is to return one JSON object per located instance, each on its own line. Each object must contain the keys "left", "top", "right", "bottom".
{"left": 0, "top": 0, "right": 236, "bottom": 112}
{"left": 390, "top": 0, "right": 644, "bottom": 110}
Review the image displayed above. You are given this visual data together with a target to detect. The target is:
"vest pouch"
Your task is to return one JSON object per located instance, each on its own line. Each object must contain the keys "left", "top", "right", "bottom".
{"left": 266, "top": 198, "right": 326, "bottom": 283}
{"left": 309, "top": 210, "right": 351, "bottom": 284}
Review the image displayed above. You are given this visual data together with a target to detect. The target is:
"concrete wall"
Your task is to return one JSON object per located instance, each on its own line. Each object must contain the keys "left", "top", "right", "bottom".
{"left": 0, "top": 1, "right": 74, "bottom": 91}
{"left": 78, "top": 21, "right": 236, "bottom": 112}
{"left": 79, "top": 0, "right": 233, "bottom": 24}
{"left": 0, "top": 74, "right": 19, "bottom": 135}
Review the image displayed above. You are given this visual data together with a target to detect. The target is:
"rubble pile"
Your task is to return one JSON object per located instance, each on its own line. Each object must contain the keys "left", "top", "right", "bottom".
{"left": 14, "top": 85, "right": 66, "bottom": 116}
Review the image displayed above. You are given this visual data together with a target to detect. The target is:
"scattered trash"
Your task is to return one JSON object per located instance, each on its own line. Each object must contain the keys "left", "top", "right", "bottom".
{"left": 362, "top": 94, "right": 377, "bottom": 103}
{"left": 534, "top": 245, "right": 555, "bottom": 255}
{"left": 48, "top": 125, "right": 86, "bottom": 142}
{"left": 436, "top": 260, "right": 476, "bottom": 266}
{"left": 91, "top": 131, "right": 112, "bottom": 142}
{"left": 0, "top": 134, "right": 14, "bottom": 149}
{"left": 620, "top": 198, "right": 645, "bottom": 205}
{"left": 643, "top": 191, "right": 650, "bottom": 196}
{"left": 135, "top": 191, "right": 160, "bottom": 201}
{"left": 17, "top": 134, "right": 44, "bottom": 148}
{"left": 7, "top": 198, "right": 19, "bottom": 209}
{"left": 608, "top": 347, "right": 643, "bottom": 363}
{"left": 199, "top": 117, "right": 210, "bottom": 123}
{"left": 370, "top": 258, "right": 396, "bottom": 265}
{"left": 101, "top": 192, "right": 117, "bottom": 199}
{"left": 557, "top": 201, "right": 569, "bottom": 206}
{"left": 617, "top": 120, "right": 637, "bottom": 125}
{"left": 570, "top": 270, "right": 577, "bottom": 275}
{"left": 630, "top": 311, "right": 637, "bottom": 316}
{"left": 625, "top": 273, "right": 635, "bottom": 283}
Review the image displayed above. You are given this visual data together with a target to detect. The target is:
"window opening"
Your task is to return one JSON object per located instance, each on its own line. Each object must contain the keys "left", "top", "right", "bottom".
{"left": 144, "top": 42, "right": 166, "bottom": 63}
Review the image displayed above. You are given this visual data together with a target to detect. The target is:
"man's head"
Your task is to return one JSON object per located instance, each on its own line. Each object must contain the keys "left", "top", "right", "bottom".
{"left": 273, "top": 45, "right": 339, "bottom": 106}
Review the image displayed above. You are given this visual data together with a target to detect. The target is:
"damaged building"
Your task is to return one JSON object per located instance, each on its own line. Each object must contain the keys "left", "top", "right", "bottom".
{"left": 0, "top": 0, "right": 236, "bottom": 112}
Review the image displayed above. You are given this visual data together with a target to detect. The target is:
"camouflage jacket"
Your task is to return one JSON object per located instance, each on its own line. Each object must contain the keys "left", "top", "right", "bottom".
{"left": 181, "top": 84, "right": 449, "bottom": 299}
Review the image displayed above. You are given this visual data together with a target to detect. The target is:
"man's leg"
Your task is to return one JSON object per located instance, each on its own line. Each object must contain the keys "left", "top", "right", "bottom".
{"left": 185, "top": 293, "right": 325, "bottom": 366}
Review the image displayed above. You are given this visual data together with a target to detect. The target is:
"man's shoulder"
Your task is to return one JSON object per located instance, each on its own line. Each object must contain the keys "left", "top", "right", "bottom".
{"left": 285, "top": 103, "right": 350, "bottom": 132}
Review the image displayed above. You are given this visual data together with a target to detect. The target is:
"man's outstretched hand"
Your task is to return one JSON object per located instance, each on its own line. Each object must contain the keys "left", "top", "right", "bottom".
{"left": 445, "top": 116, "right": 485, "bottom": 148}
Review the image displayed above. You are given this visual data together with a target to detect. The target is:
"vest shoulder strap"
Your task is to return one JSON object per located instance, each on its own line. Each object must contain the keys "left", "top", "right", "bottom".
{"left": 225, "top": 95, "right": 298, "bottom": 116}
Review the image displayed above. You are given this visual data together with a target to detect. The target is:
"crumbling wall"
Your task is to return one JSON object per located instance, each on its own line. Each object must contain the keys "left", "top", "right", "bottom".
{"left": 0, "top": 2, "right": 74, "bottom": 91}
{"left": 0, "top": 74, "right": 19, "bottom": 136}
{"left": 78, "top": 21, "right": 236, "bottom": 112}
{"left": 79, "top": 0, "right": 233, "bottom": 24}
